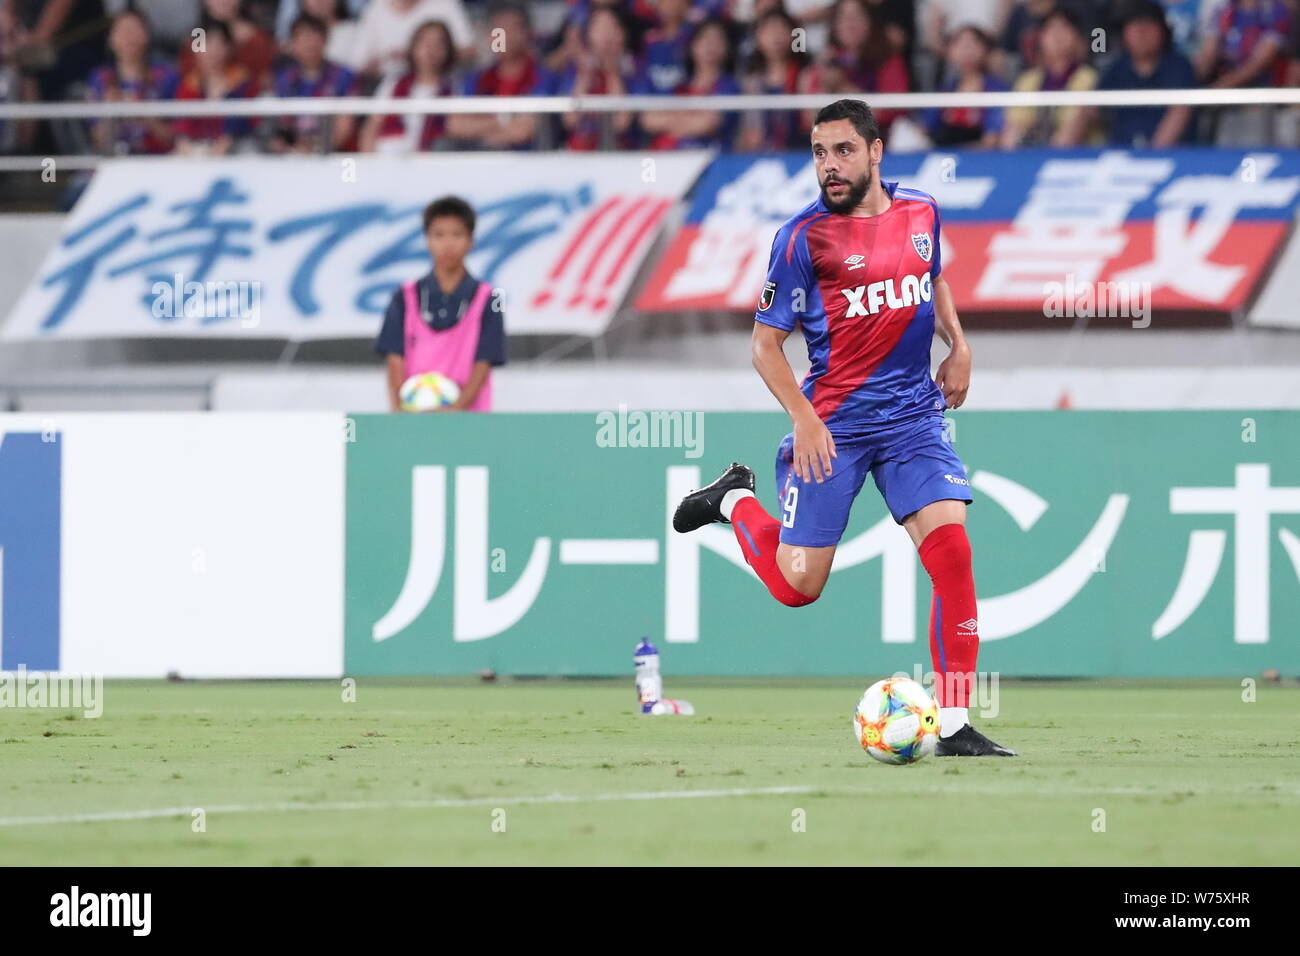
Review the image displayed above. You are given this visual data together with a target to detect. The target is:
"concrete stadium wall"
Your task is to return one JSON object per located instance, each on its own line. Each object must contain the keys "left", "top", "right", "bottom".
{"left": 210, "top": 364, "right": 1300, "bottom": 412}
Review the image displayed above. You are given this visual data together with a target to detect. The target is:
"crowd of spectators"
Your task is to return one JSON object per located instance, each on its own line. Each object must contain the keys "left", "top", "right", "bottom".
{"left": 3, "top": 0, "right": 1298, "bottom": 155}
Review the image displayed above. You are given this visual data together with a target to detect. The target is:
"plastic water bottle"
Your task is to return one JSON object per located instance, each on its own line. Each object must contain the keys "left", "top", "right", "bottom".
{"left": 634, "top": 639, "right": 662, "bottom": 712}
{"left": 634, "top": 639, "right": 693, "bottom": 715}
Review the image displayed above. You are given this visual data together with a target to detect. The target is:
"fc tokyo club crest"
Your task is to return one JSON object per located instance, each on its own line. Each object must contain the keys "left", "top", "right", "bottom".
{"left": 911, "top": 232, "right": 933, "bottom": 262}
{"left": 758, "top": 280, "right": 777, "bottom": 311}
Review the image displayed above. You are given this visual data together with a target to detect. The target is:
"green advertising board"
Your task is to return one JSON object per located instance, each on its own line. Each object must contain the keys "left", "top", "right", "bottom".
{"left": 345, "top": 411, "right": 1300, "bottom": 678}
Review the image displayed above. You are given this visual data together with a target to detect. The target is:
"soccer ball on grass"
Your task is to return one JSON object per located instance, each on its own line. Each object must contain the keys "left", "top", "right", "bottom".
{"left": 853, "top": 677, "right": 940, "bottom": 765}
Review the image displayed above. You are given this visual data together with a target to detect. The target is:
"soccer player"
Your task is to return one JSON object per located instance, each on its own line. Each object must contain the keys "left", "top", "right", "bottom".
{"left": 673, "top": 98, "right": 1015, "bottom": 756}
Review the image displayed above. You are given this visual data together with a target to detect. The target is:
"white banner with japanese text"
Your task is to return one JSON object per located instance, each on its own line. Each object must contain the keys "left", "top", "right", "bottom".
{"left": 5, "top": 152, "right": 710, "bottom": 340}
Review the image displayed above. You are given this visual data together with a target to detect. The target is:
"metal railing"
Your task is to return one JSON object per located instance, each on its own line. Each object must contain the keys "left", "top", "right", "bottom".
{"left": 1, "top": 381, "right": 216, "bottom": 411}
{"left": 2, "top": 86, "right": 1299, "bottom": 121}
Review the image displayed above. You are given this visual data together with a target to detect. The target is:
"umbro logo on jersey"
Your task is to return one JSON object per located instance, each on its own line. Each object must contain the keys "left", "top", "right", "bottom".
{"left": 841, "top": 271, "right": 933, "bottom": 318}
{"left": 957, "top": 618, "right": 978, "bottom": 635}
{"left": 844, "top": 254, "right": 866, "bottom": 271}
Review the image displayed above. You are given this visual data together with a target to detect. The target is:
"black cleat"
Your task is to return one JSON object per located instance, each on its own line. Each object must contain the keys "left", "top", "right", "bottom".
{"left": 672, "top": 462, "right": 756, "bottom": 533}
{"left": 936, "top": 724, "right": 1017, "bottom": 757}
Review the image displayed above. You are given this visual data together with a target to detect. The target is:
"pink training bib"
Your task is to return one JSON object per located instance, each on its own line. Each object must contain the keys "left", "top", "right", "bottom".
{"left": 402, "top": 278, "right": 494, "bottom": 411}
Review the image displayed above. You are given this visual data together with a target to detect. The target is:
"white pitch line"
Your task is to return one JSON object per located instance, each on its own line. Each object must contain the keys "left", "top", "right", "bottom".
{"left": 1, "top": 782, "right": 1295, "bottom": 828}
{"left": 0, "top": 785, "right": 816, "bottom": 828}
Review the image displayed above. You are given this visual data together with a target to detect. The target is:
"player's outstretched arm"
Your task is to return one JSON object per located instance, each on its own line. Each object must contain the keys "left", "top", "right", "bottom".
{"left": 751, "top": 322, "right": 837, "bottom": 483}
{"left": 932, "top": 275, "right": 971, "bottom": 410}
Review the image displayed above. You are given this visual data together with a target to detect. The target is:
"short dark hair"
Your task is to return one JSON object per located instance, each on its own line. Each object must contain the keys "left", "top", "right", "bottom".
{"left": 1117, "top": 0, "right": 1172, "bottom": 47}
{"left": 289, "top": 13, "right": 328, "bottom": 39}
{"left": 585, "top": 4, "right": 631, "bottom": 46}
{"left": 488, "top": 1, "right": 531, "bottom": 30}
{"left": 112, "top": 7, "right": 154, "bottom": 35}
{"left": 949, "top": 23, "right": 994, "bottom": 52}
{"left": 813, "top": 98, "right": 882, "bottom": 144}
{"left": 199, "top": 16, "right": 234, "bottom": 48}
{"left": 422, "top": 195, "right": 476, "bottom": 234}
{"left": 685, "top": 16, "right": 736, "bottom": 82}
{"left": 1042, "top": 7, "right": 1084, "bottom": 39}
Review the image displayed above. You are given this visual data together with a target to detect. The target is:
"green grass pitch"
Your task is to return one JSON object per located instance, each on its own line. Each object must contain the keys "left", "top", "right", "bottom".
{"left": 1, "top": 678, "right": 1296, "bottom": 866}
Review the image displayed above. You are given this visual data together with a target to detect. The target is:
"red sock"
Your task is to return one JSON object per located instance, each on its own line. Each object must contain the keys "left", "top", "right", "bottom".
{"left": 918, "top": 523, "right": 979, "bottom": 708}
{"left": 730, "top": 496, "right": 818, "bottom": 607}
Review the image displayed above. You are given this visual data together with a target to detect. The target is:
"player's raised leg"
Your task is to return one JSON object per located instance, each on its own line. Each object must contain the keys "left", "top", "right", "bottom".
{"left": 673, "top": 462, "right": 832, "bottom": 606}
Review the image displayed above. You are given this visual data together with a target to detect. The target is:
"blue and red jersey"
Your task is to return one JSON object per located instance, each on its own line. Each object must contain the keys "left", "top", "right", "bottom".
{"left": 273, "top": 60, "right": 357, "bottom": 99}
{"left": 755, "top": 181, "right": 946, "bottom": 434}
{"left": 86, "top": 58, "right": 180, "bottom": 155}
{"left": 1213, "top": 0, "right": 1289, "bottom": 82}
{"left": 640, "top": 23, "right": 690, "bottom": 94}
{"left": 174, "top": 64, "right": 259, "bottom": 143}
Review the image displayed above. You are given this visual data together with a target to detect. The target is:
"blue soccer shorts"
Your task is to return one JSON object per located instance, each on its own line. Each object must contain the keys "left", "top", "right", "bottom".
{"left": 773, "top": 413, "right": 973, "bottom": 547}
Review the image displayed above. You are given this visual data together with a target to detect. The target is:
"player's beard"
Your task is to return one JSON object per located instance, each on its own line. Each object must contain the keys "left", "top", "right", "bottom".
{"left": 821, "top": 170, "right": 871, "bottom": 214}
